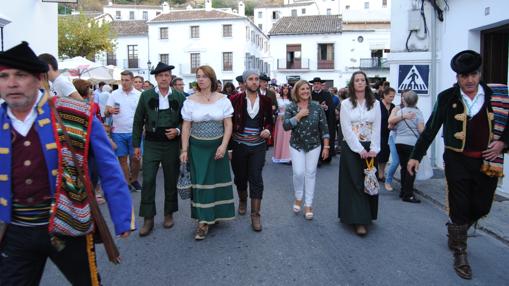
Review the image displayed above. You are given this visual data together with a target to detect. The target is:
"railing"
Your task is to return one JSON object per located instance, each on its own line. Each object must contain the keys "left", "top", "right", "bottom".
{"left": 276, "top": 58, "right": 310, "bottom": 70}
{"left": 317, "top": 60, "right": 334, "bottom": 70}
{"left": 359, "top": 58, "right": 388, "bottom": 69}
{"left": 123, "top": 59, "right": 140, "bottom": 69}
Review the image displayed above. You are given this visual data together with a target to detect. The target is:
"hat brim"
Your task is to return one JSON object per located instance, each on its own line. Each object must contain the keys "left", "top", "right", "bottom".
{"left": 450, "top": 50, "right": 482, "bottom": 74}
{"left": 150, "top": 65, "right": 175, "bottom": 75}
{"left": 0, "top": 56, "right": 48, "bottom": 74}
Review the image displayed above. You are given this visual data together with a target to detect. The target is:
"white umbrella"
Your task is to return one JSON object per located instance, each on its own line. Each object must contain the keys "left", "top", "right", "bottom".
{"left": 59, "top": 57, "right": 120, "bottom": 83}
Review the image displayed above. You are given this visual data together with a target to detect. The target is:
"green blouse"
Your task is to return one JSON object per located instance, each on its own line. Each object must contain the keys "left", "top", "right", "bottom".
{"left": 283, "top": 101, "right": 329, "bottom": 152}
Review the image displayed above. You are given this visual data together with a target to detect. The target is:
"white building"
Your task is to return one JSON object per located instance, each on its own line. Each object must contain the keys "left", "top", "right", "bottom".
{"left": 388, "top": 0, "right": 509, "bottom": 195}
{"left": 269, "top": 15, "right": 390, "bottom": 87}
{"left": 103, "top": 1, "right": 163, "bottom": 22}
{"left": 0, "top": 0, "right": 57, "bottom": 55}
{"left": 147, "top": 0, "right": 270, "bottom": 86}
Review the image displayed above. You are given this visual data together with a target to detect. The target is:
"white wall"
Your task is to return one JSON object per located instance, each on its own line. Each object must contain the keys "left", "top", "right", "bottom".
{"left": 254, "top": 4, "right": 319, "bottom": 34}
{"left": 103, "top": 6, "right": 161, "bottom": 21}
{"left": 0, "top": 0, "right": 57, "bottom": 55}
{"left": 340, "top": 0, "right": 391, "bottom": 22}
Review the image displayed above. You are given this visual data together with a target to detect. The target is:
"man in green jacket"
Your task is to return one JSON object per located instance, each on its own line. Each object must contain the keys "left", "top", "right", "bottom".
{"left": 408, "top": 50, "right": 509, "bottom": 280}
{"left": 133, "top": 62, "right": 186, "bottom": 237}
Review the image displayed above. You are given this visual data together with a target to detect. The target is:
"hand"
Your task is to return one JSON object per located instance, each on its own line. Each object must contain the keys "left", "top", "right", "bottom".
{"left": 482, "top": 140, "right": 506, "bottom": 161}
{"left": 108, "top": 107, "right": 120, "bottom": 115}
{"left": 407, "top": 159, "right": 420, "bottom": 176}
{"left": 214, "top": 145, "right": 227, "bottom": 160}
{"left": 321, "top": 148, "right": 329, "bottom": 160}
{"left": 260, "top": 129, "right": 271, "bottom": 139}
{"left": 359, "top": 150, "right": 369, "bottom": 159}
{"left": 165, "top": 128, "right": 178, "bottom": 140}
{"left": 296, "top": 108, "right": 309, "bottom": 120}
{"left": 179, "top": 151, "right": 188, "bottom": 163}
{"left": 367, "top": 151, "right": 377, "bottom": 158}
{"left": 134, "top": 148, "right": 142, "bottom": 160}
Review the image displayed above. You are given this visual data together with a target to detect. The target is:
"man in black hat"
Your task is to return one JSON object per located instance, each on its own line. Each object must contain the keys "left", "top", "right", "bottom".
{"left": 132, "top": 62, "right": 186, "bottom": 236}
{"left": 0, "top": 42, "right": 133, "bottom": 285}
{"left": 408, "top": 50, "right": 509, "bottom": 280}
{"left": 309, "top": 77, "right": 335, "bottom": 161}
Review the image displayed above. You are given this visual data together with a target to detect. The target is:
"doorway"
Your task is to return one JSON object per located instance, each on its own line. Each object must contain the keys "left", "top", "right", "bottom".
{"left": 481, "top": 24, "right": 509, "bottom": 84}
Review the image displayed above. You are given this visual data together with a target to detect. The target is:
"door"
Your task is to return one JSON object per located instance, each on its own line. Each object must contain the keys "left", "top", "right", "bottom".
{"left": 286, "top": 44, "right": 301, "bottom": 69}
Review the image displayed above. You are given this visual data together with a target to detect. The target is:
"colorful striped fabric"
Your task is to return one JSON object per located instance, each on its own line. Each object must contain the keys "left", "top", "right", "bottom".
{"left": 233, "top": 126, "right": 265, "bottom": 146}
{"left": 11, "top": 199, "right": 52, "bottom": 227}
{"left": 481, "top": 84, "right": 509, "bottom": 177}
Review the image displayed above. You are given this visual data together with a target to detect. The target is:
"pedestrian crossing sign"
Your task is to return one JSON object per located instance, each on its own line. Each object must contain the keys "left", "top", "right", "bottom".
{"left": 398, "top": 65, "right": 429, "bottom": 95}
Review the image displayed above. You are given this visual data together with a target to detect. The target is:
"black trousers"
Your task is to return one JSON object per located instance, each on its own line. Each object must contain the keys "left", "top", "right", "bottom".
{"left": 231, "top": 142, "right": 266, "bottom": 199}
{"left": 0, "top": 225, "right": 100, "bottom": 286}
{"left": 444, "top": 150, "right": 498, "bottom": 225}
{"left": 396, "top": 143, "right": 417, "bottom": 199}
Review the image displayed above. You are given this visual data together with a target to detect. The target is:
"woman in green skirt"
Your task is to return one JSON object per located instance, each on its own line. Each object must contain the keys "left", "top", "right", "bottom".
{"left": 180, "top": 65, "right": 235, "bottom": 240}
{"left": 338, "top": 71, "right": 381, "bottom": 236}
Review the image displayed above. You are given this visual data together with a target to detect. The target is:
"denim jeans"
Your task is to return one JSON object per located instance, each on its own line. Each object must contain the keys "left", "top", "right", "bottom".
{"left": 385, "top": 134, "right": 400, "bottom": 184}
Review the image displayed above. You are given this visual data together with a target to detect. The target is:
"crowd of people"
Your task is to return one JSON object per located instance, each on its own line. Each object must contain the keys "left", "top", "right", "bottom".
{"left": 1, "top": 41, "right": 508, "bottom": 284}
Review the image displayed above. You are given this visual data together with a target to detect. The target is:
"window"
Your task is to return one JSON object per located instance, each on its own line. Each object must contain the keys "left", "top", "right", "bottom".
{"left": 160, "top": 54, "right": 169, "bottom": 65}
{"left": 106, "top": 52, "right": 116, "bottom": 66}
{"left": 291, "top": 9, "right": 297, "bottom": 17}
{"left": 160, "top": 27, "right": 168, "bottom": 39}
{"left": 129, "top": 11, "right": 135, "bottom": 20}
{"left": 258, "top": 24, "right": 263, "bottom": 29}
{"left": 302, "top": 8, "right": 306, "bottom": 15}
{"left": 190, "top": 26, "right": 199, "bottom": 38}
{"left": 382, "top": 0, "right": 388, "bottom": 7}
{"left": 223, "top": 52, "right": 233, "bottom": 71}
{"left": 272, "top": 11, "right": 279, "bottom": 20}
{"left": 143, "top": 11, "right": 148, "bottom": 20}
{"left": 258, "top": 11, "right": 262, "bottom": 18}
{"left": 190, "top": 53, "right": 200, "bottom": 73}
{"left": 115, "top": 11, "right": 121, "bottom": 20}
{"left": 127, "top": 45, "right": 138, "bottom": 68}
{"left": 317, "top": 43, "right": 334, "bottom": 69}
{"left": 364, "top": 2, "right": 369, "bottom": 9}
{"left": 223, "top": 24, "right": 232, "bottom": 37}
{"left": 326, "top": 8, "right": 331, "bottom": 15}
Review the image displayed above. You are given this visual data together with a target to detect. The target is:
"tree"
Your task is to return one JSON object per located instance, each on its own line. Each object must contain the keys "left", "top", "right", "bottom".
{"left": 58, "top": 14, "right": 116, "bottom": 60}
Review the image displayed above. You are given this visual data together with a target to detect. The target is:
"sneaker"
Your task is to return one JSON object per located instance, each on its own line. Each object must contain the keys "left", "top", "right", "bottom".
{"left": 130, "top": 181, "right": 142, "bottom": 192}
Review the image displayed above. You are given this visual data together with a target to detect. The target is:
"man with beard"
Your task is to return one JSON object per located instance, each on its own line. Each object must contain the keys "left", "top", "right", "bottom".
{"left": 132, "top": 62, "right": 186, "bottom": 237}
{"left": 229, "top": 70, "right": 273, "bottom": 231}
{"left": 309, "top": 77, "right": 336, "bottom": 162}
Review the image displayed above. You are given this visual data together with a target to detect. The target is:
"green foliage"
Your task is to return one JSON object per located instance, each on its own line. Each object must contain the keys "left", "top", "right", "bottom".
{"left": 58, "top": 14, "right": 116, "bottom": 60}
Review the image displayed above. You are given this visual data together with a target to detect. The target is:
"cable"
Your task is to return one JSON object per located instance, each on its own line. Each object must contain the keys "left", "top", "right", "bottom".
{"left": 406, "top": 30, "right": 414, "bottom": 52}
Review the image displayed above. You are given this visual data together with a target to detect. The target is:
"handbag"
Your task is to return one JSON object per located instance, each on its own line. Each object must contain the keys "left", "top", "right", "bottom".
{"left": 177, "top": 162, "right": 192, "bottom": 200}
{"left": 364, "top": 158, "right": 379, "bottom": 196}
{"left": 402, "top": 117, "right": 434, "bottom": 180}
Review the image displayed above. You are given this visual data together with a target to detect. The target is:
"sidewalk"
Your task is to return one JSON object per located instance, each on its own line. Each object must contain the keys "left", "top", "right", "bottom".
{"left": 392, "top": 167, "right": 509, "bottom": 245}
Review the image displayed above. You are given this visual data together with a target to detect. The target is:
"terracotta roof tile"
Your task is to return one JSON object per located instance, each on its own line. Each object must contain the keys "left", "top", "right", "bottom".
{"left": 149, "top": 10, "right": 243, "bottom": 23}
{"left": 111, "top": 20, "right": 148, "bottom": 36}
{"left": 269, "top": 15, "right": 342, "bottom": 35}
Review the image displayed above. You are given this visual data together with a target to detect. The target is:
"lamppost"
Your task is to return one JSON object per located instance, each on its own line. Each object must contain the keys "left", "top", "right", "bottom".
{"left": 147, "top": 60, "right": 153, "bottom": 82}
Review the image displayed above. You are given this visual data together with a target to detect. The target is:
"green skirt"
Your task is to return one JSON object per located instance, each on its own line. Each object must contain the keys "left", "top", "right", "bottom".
{"left": 338, "top": 141, "right": 378, "bottom": 224}
{"left": 189, "top": 136, "right": 235, "bottom": 224}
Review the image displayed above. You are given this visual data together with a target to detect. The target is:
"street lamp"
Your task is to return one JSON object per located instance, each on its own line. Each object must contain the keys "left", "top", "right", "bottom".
{"left": 147, "top": 60, "right": 152, "bottom": 82}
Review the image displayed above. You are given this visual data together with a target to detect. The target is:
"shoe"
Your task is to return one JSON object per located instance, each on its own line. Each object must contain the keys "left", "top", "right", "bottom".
{"left": 293, "top": 199, "right": 302, "bottom": 213}
{"left": 139, "top": 217, "right": 154, "bottom": 237}
{"left": 304, "top": 206, "right": 314, "bottom": 220}
{"left": 402, "top": 196, "right": 421, "bottom": 203}
{"left": 163, "top": 214, "right": 174, "bottom": 228}
{"left": 384, "top": 183, "right": 393, "bottom": 191}
{"left": 194, "top": 223, "right": 209, "bottom": 240}
{"left": 130, "top": 181, "right": 142, "bottom": 192}
{"left": 355, "top": 224, "right": 367, "bottom": 236}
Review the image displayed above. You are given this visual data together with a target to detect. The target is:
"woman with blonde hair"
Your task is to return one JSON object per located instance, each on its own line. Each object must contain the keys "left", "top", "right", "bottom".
{"left": 180, "top": 65, "right": 235, "bottom": 240}
{"left": 283, "top": 80, "right": 330, "bottom": 220}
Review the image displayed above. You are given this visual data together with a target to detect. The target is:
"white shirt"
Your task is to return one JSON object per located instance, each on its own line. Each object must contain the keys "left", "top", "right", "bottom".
{"left": 340, "top": 99, "right": 381, "bottom": 154}
{"left": 7, "top": 91, "right": 44, "bottom": 136}
{"left": 106, "top": 87, "right": 141, "bottom": 133}
{"left": 246, "top": 95, "right": 260, "bottom": 119}
{"left": 155, "top": 86, "right": 172, "bottom": 110}
{"left": 51, "top": 74, "right": 77, "bottom": 97}
{"left": 460, "top": 85, "right": 485, "bottom": 118}
{"left": 181, "top": 96, "right": 233, "bottom": 122}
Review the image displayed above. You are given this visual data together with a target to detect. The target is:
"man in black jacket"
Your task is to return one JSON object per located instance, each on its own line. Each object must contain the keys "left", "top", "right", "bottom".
{"left": 310, "top": 77, "right": 336, "bottom": 162}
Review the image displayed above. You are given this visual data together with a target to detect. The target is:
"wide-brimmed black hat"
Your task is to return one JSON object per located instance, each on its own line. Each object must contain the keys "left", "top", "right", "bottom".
{"left": 235, "top": 75, "right": 244, "bottom": 83}
{"left": 259, "top": 74, "right": 271, "bottom": 82}
{"left": 450, "top": 50, "right": 482, "bottom": 74}
{"left": 309, "top": 77, "right": 325, "bottom": 83}
{"left": 151, "top": 62, "right": 175, "bottom": 75}
{"left": 0, "top": 41, "right": 48, "bottom": 74}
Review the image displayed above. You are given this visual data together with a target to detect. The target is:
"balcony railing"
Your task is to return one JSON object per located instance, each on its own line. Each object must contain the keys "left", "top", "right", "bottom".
{"left": 277, "top": 58, "right": 310, "bottom": 70}
{"left": 123, "top": 59, "right": 140, "bottom": 69}
{"left": 317, "top": 60, "right": 334, "bottom": 70}
{"left": 359, "top": 58, "right": 388, "bottom": 69}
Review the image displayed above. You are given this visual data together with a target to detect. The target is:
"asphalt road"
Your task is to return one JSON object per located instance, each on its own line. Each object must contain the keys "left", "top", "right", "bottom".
{"left": 41, "top": 151, "right": 509, "bottom": 285}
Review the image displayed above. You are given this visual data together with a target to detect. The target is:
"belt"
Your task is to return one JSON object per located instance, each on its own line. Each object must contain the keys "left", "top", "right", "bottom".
{"left": 462, "top": 150, "right": 483, "bottom": 159}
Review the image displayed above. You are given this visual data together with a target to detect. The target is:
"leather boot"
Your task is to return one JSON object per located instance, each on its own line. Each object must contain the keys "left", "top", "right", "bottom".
{"left": 447, "top": 223, "right": 472, "bottom": 280}
{"left": 238, "top": 190, "right": 248, "bottom": 215}
{"left": 163, "top": 213, "right": 174, "bottom": 229}
{"left": 139, "top": 217, "right": 154, "bottom": 237}
{"left": 250, "top": 199, "right": 262, "bottom": 232}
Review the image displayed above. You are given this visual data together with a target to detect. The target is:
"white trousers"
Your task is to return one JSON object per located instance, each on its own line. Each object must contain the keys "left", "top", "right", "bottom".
{"left": 290, "top": 146, "right": 321, "bottom": 207}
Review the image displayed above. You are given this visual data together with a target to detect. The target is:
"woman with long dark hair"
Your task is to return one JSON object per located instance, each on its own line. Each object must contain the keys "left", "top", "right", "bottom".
{"left": 338, "top": 71, "right": 381, "bottom": 236}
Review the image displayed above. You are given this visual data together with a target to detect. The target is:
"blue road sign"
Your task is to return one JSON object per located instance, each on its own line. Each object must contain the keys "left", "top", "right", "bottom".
{"left": 398, "top": 65, "right": 429, "bottom": 94}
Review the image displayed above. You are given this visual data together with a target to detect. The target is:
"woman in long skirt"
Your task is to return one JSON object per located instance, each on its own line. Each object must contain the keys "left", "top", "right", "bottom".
{"left": 338, "top": 71, "right": 381, "bottom": 236}
{"left": 272, "top": 84, "right": 293, "bottom": 163}
{"left": 180, "top": 65, "right": 235, "bottom": 240}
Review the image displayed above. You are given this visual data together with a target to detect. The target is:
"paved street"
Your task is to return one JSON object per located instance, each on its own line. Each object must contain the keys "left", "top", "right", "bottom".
{"left": 42, "top": 150, "right": 509, "bottom": 285}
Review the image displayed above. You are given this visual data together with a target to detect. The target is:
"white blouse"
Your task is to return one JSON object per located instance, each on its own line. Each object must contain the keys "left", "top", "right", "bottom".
{"left": 340, "top": 99, "right": 381, "bottom": 154}
{"left": 181, "top": 95, "right": 233, "bottom": 122}
{"left": 276, "top": 97, "right": 292, "bottom": 116}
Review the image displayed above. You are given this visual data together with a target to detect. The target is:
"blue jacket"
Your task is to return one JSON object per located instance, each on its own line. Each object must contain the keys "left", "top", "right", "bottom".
{"left": 0, "top": 93, "right": 135, "bottom": 235}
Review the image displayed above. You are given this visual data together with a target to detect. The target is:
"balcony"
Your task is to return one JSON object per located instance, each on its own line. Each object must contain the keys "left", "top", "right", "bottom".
{"left": 359, "top": 58, "right": 388, "bottom": 69}
{"left": 317, "top": 60, "right": 334, "bottom": 70}
{"left": 123, "top": 59, "right": 140, "bottom": 69}
{"left": 276, "top": 58, "right": 310, "bottom": 71}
